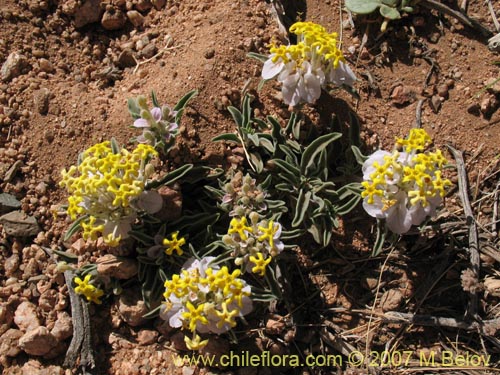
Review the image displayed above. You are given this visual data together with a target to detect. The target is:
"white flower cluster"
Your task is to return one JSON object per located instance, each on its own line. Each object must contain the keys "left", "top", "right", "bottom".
{"left": 262, "top": 21, "right": 356, "bottom": 106}
{"left": 222, "top": 212, "right": 284, "bottom": 276}
{"left": 361, "top": 129, "right": 452, "bottom": 234}
{"left": 161, "top": 257, "right": 253, "bottom": 350}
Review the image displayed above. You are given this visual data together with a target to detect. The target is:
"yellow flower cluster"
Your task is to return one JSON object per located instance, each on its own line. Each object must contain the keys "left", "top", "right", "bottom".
{"left": 60, "top": 141, "right": 157, "bottom": 245}
{"left": 74, "top": 274, "right": 104, "bottom": 304}
{"left": 362, "top": 129, "right": 451, "bottom": 208}
{"left": 361, "top": 129, "right": 452, "bottom": 234}
{"left": 225, "top": 215, "right": 284, "bottom": 276}
{"left": 269, "top": 22, "right": 345, "bottom": 69}
{"left": 162, "top": 258, "right": 252, "bottom": 350}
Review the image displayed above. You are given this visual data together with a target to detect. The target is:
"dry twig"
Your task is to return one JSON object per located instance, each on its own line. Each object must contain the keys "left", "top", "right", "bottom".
{"left": 448, "top": 145, "right": 481, "bottom": 320}
{"left": 420, "top": 0, "right": 494, "bottom": 37}
{"left": 63, "top": 270, "right": 95, "bottom": 372}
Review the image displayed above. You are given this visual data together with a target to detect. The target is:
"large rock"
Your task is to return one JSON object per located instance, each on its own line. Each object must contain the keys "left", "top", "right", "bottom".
{"left": 50, "top": 311, "right": 73, "bottom": 341}
{"left": 0, "top": 193, "right": 21, "bottom": 215}
{"left": 18, "top": 326, "right": 58, "bottom": 356}
{"left": 0, "top": 328, "right": 23, "bottom": 357}
{"left": 101, "top": 8, "right": 127, "bottom": 30}
{"left": 0, "top": 303, "right": 14, "bottom": 335}
{"left": 96, "top": 254, "right": 138, "bottom": 279}
{"left": 14, "top": 301, "right": 41, "bottom": 331}
{"left": 1, "top": 52, "right": 30, "bottom": 82}
{"left": 117, "top": 289, "right": 148, "bottom": 326}
{"left": 74, "top": 0, "right": 104, "bottom": 28}
{"left": 0, "top": 210, "right": 40, "bottom": 237}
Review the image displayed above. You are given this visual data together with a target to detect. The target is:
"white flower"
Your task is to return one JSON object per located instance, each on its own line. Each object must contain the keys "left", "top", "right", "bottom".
{"left": 326, "top": 60, "right": 357, "bottom": 87}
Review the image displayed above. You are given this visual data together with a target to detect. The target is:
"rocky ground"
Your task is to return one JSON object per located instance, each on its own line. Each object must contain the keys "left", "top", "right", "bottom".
{"left": 0, "top": 0, "right": 500, "bottom": 374}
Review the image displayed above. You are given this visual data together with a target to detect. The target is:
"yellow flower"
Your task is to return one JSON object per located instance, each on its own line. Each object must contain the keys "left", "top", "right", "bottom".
{"left": 228, "top": 217, "right": 253, "bottom": 241}
{"left": 182, "top": 302, "right": 208, "bottom": 332}
{"left": 184, "top": 334, "right": 209, "bottom": 351}
{"left": 249, "top": 252, "right": 272, "bottom": 277}
{"left": 215, "top": 302, "right": 239, "bottom": 328}
{"left": 74, "top": 274, "right": 104, "bottom": 304}
{"left": 163, "top": 232, "right": 186, "bottom": 256}
{"left": 257, "top": 220, "right": 279, "bottom": 248}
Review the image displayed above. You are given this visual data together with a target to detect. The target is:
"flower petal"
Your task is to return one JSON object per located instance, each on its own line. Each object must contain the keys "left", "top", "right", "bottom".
{"left": 133, "top": 118, "right": 150, "bottom": 128}
{"left": 262, "top": 57, "right": 284, "bottom": 80}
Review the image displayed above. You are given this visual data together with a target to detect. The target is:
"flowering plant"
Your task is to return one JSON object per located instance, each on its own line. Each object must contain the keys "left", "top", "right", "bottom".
{"left": 361, "top": 128, "right": 452, "bottom": 234}
{"left": 60, "top": 140, "right": 160, "bottom": 246}
{"left": 261, "top": 21, "right": 356, "bottom": 106}
{"left": 128, "top": 90, "right": 197, "bottom": 154}
{"left": 161, "top": 257, "right": 253, "bottom": 350}
{"left": 222, "top": 212, "right": 284, "bottom": 276}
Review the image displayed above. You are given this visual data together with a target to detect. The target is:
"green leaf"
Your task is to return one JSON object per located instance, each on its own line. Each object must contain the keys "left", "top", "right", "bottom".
{"left": 285, "top": 112, "right": 300, "bottom": 139}
{"left": 128, "top": 230, "right": 155, "bottom": 245}
{"left": 227, "top": 106, "right": 243, "bottom": 128}
{"left": 348, "top": 111, "right": 361, "bottom": 147}
{"left": 292, "top": 189, "right": 311, "bottom": 227}
{"left": 241, "top": 94, "right": 252, "bottom": 130}
{"left": 345, "top": 0, "right": 381, "bottom": 14}
{"left": 151, "top": 90, "right": 160, "bottom": 107}
{"left": 212, "top": 133, "right": 241, "bottom": 144}
{"left": 272, "top": 159, "right": 300, "bottom": 182}
{"left": 63, "top": 214, "right": 89, "bottom": 241}
{"left": 146, "top": 164, "right": 193, "bottom": 189}
{"left": 127, "top": 98, "right": 141, "bottom": 119}
{"left": 372, "top": 219, "right": 387, "bottom": 256}
{"left": 381, "top": 0, "right": 398, "bottom": 6}
{"left": 351, "top": 145, "right": 368, "bottom": 165}
{"left": 52, "top": 249, "right": 79, "bottom": 263}
{"left": 110, "top": 137, "right": 121, "bottom": 154}
{"left": 247, "top": 52, "right": 269, "bottom": 63}
{"left": 142, "top": 305, "right": 161, "bottom": 319}
{"left": 300, "top": 133, "right": 342, "bottom": 175}
{"left": 257, "top": 135, "right": 275, "bottom": 153}
{"left": 337, "top": 195, "right": 361, "bottom": 216}
{"left": 174, "top": 90, "right": 198, "bottom": 123}
{"left": 379, "top": 4, "right": 401, "bottom": 19}
{"left": 275, "top": 183, "right": 295, "bottom": 192}
{"left": 249, "top": 152, "right": 264, "bottom": 173}
{"left": 173, "top": 89, "right": 198, "bottom": 112}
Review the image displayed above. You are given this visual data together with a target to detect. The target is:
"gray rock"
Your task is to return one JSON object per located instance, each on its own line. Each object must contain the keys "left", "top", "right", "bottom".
{"left": 430, "top": 95, "right": 442, "bottom": 113}
{"left": 74, "top": 0, "right": 104, "bottom": 28}
{"left": 0, "top": 328, "right": 23, "bottom": 357}
{"left": 4, "top": 160, "right": 23, "bottom": 183}
{"left": 127, "top": 10, "right": 145, "bottom": 28}
{"left": 0, "top": 210, "right": 40, "bottom": 237}
{"left": 34, "top": 88, "right": 51, "bottom": 115}
{"left": 0, "top": 193, "right": 21, "bottom": 214}
{"left": 117, "top": 288, "right": 148, "bottom": 326}
{"left": 117, "top": 48, "right": 137, "bottom": 69}
{"left": 19, "top": 326, "right": 58, "bottom": 356}
{"left": 96, "top": 254, "right": 138, "bottom": 279}
{"left": 14, "top": 301, "right": 41, "bottom": 331}
{"left": 101, "top": 8, "right": 127, "bottom": 30}
{"left": 139, "top": 43, "right": 158, "bottom": 59}
{"left": 1, "top": 52, "right": 30, "bottom": 81}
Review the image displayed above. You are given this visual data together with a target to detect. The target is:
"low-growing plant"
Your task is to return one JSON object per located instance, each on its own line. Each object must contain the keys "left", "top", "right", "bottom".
{"left": 345, "top": 0, "right": 418, "bottom": 31}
